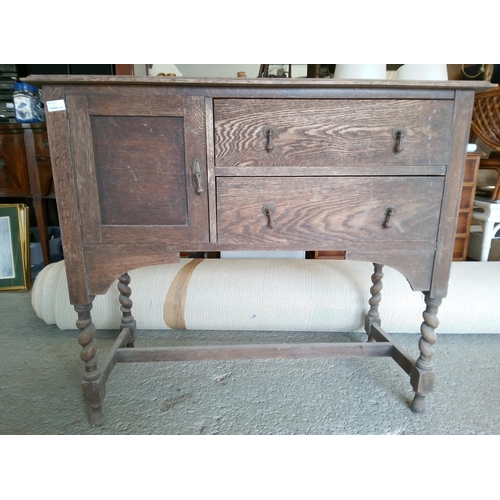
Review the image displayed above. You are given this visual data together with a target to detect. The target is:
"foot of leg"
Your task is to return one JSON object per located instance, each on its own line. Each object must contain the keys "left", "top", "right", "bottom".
{"left": 410, "top": 393, "right": 426, "bottom": 413}
{"left": 89, "top": 406, "right": 106, "bottom": 426}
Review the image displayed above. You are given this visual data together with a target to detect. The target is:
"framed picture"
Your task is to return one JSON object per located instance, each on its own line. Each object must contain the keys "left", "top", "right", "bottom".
{"left": 0, "top": 204, "right": 30, "bottom": 291}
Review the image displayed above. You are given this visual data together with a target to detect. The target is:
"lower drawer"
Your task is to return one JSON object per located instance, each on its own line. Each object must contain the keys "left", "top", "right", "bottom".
{"left": 216, "top": 176, "right": 444, "bottom": 245}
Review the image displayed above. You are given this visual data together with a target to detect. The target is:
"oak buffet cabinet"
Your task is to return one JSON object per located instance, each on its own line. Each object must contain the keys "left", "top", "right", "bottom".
{"left": 26, "top": 75, "right": 494, "bottom": 426}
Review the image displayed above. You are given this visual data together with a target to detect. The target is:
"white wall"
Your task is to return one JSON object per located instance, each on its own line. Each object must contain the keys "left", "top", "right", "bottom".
{"left": 133, "top": 64, "right": 148, "bottom": 76}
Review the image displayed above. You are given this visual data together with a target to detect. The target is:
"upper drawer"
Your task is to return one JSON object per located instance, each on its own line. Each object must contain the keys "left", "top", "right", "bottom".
{"left": 213, "top": 99, "right": 454, "bottom": 168}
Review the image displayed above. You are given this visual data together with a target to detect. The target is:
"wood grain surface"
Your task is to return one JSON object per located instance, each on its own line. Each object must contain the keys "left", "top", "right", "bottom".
{"left": 214, "top": 99, "right": 453, "bottom": 167}
{"left": 217, "top": 176, "right": 444, "bottom": 245}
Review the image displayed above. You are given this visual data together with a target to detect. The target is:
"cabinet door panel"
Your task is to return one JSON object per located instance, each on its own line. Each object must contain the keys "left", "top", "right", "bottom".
{"left": 91, "top": 116, "right": 187, "bottom": 226}
{"left": 65, "top": 91, "right": 209, "bottom": 246}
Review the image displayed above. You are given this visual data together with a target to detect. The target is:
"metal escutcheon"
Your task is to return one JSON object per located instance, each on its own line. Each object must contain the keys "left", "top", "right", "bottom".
{"left": 192, "top": 158, "right": 204, "bottom": 195}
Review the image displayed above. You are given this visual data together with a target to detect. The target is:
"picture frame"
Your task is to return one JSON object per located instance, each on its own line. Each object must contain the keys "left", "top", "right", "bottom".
{"left": 0, "top": 204, "right": 30, "bottom": 291}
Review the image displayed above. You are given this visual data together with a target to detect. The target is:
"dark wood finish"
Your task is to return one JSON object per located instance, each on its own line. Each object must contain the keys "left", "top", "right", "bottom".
{"left": 84, "top": 245, "right": 179, "bottom": 296}
{"left": 216, "top": 176, "right": 444, "bottom": 246}
{"left": 453, "top": 152, "right": 483, "bottom": 260}
{"left": 118, "top": 273, "right": 136, "bottom": 346}
{"left": 0, "top": 123, "right": 55, "bottom": 265}
{"left": 25, "top": 75, "right": 494, "bottom": 425}
{"left": 306, "top": 64, "right": 321, "bottom": 78}
{"left": 370, "top": 324, "right": 416, "bottom": 375}
{"left": 430, "top": 90, "right": 475, "bottom": 298}
{"left": 115, "top": 342, "right": 394, "bottom": 363}
{"left": 24, "top": 74, "right": 490, "bottom": 90}
{"left": 0, "top": 127, "right": 30, "bottom": 196}
{"left": 213, "top": 98, "right": 453, "bottom": 168}
{"left": 114, "top": 64, "right": 135, "bottom": 76}
{"left": 365, "top": 264, "right": 384, "bottom": 338}
{"left": 43, "top": 95, "right": 90, "bottom": 304}
{"left": 74, "top": 299, "right": 105, "bottom": 426}
{"left": 313, "top": 250, "right": 345, "bottom": 260}
{"left": 93, "top": 115, "right": 188, "bottom": 226}
{"left": 410, "top": 293, "right": 441, "bottom": 413}
{"left": 319, "top": 152, "right": 483, "bottom": 262}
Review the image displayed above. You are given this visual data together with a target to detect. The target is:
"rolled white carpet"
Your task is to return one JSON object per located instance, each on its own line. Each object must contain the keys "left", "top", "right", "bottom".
{"left": 32, "top": 259, "right": 500, "bottom": 334}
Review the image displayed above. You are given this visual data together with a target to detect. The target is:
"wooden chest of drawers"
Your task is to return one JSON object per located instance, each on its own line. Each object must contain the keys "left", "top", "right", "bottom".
{"left": 0, "top": 123, "right": 54, "bottom": 265}
{"left": 27, "top": 75, "right": 494, "bottom": 426}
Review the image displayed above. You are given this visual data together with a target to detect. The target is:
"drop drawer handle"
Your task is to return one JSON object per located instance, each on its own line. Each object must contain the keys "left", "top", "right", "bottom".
{"left": 264, "top": 126, "right": 276, "bottom": 152}
{"left": 393, "top": 127, "right": 406, "bottom": 154}
{"left": 263, "top": 203, "right": 276, "bottom": 228}
{"left": 383, "top": 204, "right": 397, "bottom": 228}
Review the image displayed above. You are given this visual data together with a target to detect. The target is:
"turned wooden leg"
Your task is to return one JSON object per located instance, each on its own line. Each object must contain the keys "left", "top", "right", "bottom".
{"left": 33, "top": 197, "right": 50, "bottom": 266}
{"left": 410, "top": 292, "right": 441, "bottom": 413}
{"left": 75, "top": 299, "right": 105, "bottom": 426}
{"left": 365, "top": 263, "right": 384, "bottom": 341}
{"left": 118, "top": 272, "right": 137, "bottom": 347}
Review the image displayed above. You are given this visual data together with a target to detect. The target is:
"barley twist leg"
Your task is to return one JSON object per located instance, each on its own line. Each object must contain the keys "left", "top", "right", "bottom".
{"left": 410, "top": 292, "right": 441, "bottom": 413}
{"left": 118, "top": 272, "right": 136, "bottom": 347}
{"left": 365, "top": 263, "right": 384, "bottom": 341}
{"left": 75, "top": 299, "right": 105, "bottom": 426}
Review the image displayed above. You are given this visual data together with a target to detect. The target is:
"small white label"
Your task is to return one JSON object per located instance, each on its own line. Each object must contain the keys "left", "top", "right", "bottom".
{"left": 46, "top": 99, "right": 66, "bottom": 112}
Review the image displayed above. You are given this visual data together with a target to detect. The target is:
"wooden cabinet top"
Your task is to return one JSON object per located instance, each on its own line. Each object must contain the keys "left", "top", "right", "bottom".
{"left": 25, "top": 75, "right": 496, "bottom": 92}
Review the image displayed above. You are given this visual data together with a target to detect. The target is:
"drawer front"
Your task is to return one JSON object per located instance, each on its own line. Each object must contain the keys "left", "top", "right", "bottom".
{"left": 36, "top": 157, "right": 55, "bottom": 196}
{"left": 33, "top": 131, "right": 50, "bottom": 156}
{"left": 0, "top": 131, "right": 30, "bottom": 196}
{"left": 214, "top": 99, "right": 453, "bottom": 168}
{"left": 217, "top": 177, "right": 444, "bottom": 245}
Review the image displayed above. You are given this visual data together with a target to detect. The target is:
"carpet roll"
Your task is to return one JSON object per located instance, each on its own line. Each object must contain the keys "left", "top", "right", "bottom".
{"left": 31, "top": 259, "right": 500, "bottom": 334}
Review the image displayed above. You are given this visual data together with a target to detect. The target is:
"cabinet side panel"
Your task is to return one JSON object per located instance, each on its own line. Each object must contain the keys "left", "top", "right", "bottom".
{"left": 43, "top": 89, "right": 90, "bottom": 304}
{"left": 430, "top": 90, "right": 475, "bottom": 298}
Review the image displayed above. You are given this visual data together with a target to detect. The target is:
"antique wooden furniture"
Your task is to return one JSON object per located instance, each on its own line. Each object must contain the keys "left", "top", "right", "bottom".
{"left": 0, "top": 123, "right": 54, "bottom": 265}
{"left": 26, "top": 75, "right": 494, "bottom": 426}
{"left": 470, "top": 86, "right": 500, "bottom": 201}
